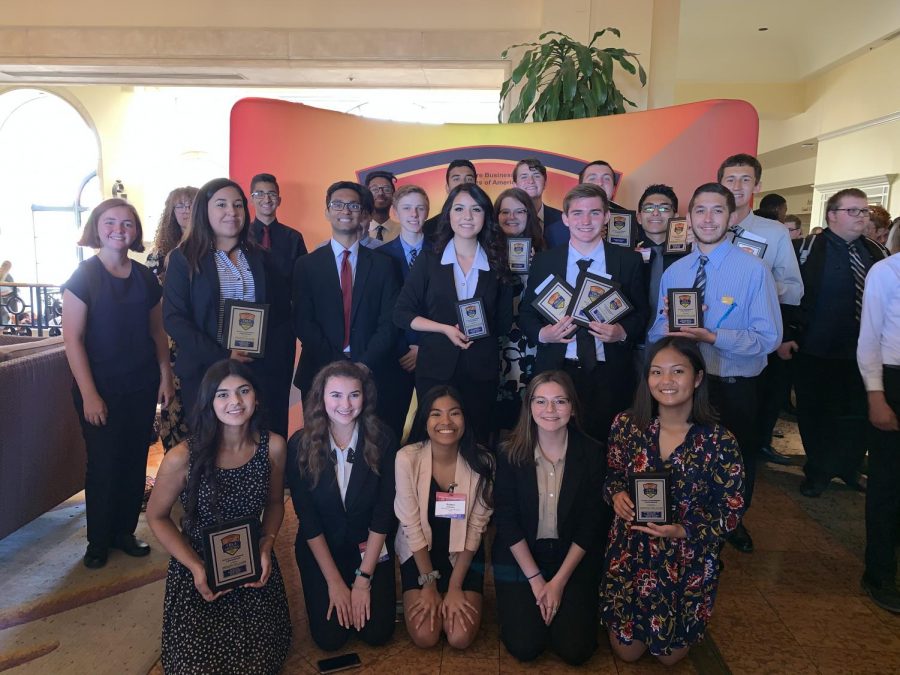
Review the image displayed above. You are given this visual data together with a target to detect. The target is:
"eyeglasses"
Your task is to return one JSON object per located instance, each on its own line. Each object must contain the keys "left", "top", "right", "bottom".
{"left": 787, "top": 226, "right": 801, "bottom": 232}
{"left": 328, "top": 200, "right": 362, "bottom": 212}
{"left": 530, "top": 397, "right": 571, "bottom": 408}
{"left": 640, "top": 204, "right": 674, "bottom": 214}
{"left": 831, "top": 207, "right": 871, "bottom": 217}
{"left": 251, "top": 190, "right": 279, "bottom": 200}
{"left": 173, "top": 203, "right": 192, "bottom": 211}
{"left": 369, "top": 185, "right": 394, "bottom": 194}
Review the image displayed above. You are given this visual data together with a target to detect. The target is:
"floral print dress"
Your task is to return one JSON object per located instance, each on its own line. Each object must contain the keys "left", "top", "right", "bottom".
{"left": 496, "top": 278, "right": 537, "bottom": 429}
{"left": 601, "top": 412, "right": 745, "bottom": 655}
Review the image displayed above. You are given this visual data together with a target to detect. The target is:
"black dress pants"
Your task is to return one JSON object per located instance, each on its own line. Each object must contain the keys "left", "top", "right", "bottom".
{"left": 794, "top": 353, "right": 868, "bottom": 484}
{"left": 560, "top": 357, "right": 634, "bottom": 446}
{"left": 865, "top": 366, "right": 900, "bottom": 587}
{"left": 295, "top": 540, "right": 396, "bottom": 652}
{"left": 757, "top": 352, "right": 794, "bottom": 447}
{"left": 73, "top": 381, "right": 158, "bottom": 549}
{"left": 707, "top": 374, "right": 760, "bottom": 509}
{"left": 496, "top": 540, "right": 599, "bottom": 666}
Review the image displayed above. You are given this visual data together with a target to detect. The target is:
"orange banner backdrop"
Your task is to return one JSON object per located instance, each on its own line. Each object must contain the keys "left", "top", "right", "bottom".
{"left": 230, "top": 99, "right": 758, "bottom": 246}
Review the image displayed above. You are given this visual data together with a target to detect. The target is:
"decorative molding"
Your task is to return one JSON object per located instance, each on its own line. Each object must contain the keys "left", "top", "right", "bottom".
{"left": 817, "top": 111, "right": 900, "bottom": 142}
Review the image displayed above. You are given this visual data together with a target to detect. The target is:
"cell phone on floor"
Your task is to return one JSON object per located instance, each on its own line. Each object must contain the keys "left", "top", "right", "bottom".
{"left": 317, "top": 653, "right": 362, "bottom": 674}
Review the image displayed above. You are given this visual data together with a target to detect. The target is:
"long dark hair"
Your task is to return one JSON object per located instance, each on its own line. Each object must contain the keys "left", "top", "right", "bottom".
{"left": 153, "top": 186, "right": 198, "bottom": 261}
{"left": 408, "top": 385, "right": 494, "bottom": 509}
{"left": 180, "top": 178, "right": 253, "bottom": 272}
{"left": 297, "top": 360, "right": 388, "bottom": 488}
{"left": 629, "top": 337, "right": 717, "bottom": 430}
{"left": 501, "top": 370, "right": 582, "bottom": 466}
{"left": 183, "top": 359, "right": 267, "bottom": 531}
{"left": 492, "top": 187, "right": 546, "bottom": 255}
{"left": 434, "top": 183, "right": 515, "bottom": 283}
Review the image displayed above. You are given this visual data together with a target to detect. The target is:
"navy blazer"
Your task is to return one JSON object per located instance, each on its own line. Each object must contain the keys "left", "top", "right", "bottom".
{"left": 286, "top": 429, "right": 397, "bottom": 555}
{"left": 377, "top": 237, "right": 428, "bottom": 351}
{"left": 492, "top": 428, "right": 605, "bottom": 571}
{"left": 163, "top": 246, "right": 291, "bottom": 383}
{"left": 542, "top": 204, "right": 568, "bottom": 249}
{"left": 393, "top": 248, "right": 514, "bottom": 382}
{"left": 291, "top": 243, "right": 401, "bottom": 394}
{"left": 250, "top": 218, "right": 308, "bottom": 284}
{"left": 518, "top": 241, "right": 649, "bottom": 373}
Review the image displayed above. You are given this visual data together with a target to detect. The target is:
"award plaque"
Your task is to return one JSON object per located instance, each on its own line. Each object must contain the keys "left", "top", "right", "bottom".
{"left": 664, "top": 217, "right": 691, "bottom": 255}
{"left": 531, "top": 275, "right": 575, "bottom": 325}
{"left": 630, "top": 472, "right": 672, "bottom": 524}
{"left": 223, "top": 300, "right": 269, "bottom": 357}
{"left": 201, "top": 516, "right": 262, "bottom": 592}
{"left": 456, "top": 298, "right": 489, "bottom": 340}
{"left": 606, "top": 212, "right": 634, "bottom": 248}
{"left": 569, "top": 271, "right": 618, "bottom": 327}
{"left": 584, "top": 287, "right": 634, "bottom": 325}
{"left": 667, "top": 288, "right": 703, "bottom": 331}
{"left": 733, "top": 234, "right": 768, "bottom": 259}
{"left": 507, "top": 237, "right": 532, "bottom": 274}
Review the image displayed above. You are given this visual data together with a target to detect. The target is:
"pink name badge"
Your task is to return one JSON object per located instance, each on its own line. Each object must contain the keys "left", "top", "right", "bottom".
{"left": 435, "top": 492, "right": 467, "bottom": 519}
{"left": 358, "top": 540, "right": 390, "bottom": 563}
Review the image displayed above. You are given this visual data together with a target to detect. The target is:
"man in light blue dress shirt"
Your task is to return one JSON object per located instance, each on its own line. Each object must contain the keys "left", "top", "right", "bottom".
{"left": 648, "top": 183, "right": 782, "bottom": 554}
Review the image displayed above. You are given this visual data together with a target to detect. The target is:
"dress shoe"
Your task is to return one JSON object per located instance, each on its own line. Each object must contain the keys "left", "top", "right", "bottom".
{"left": 760, "top": 445, "right": 793, "bottom": 466}
{"left": 799, "top": 478, "right": 827, "bottom": 498}
{"left": 83, "top": 545, "right": 108, "bottom": 569}
{"left": 841, "top": 474, "right": 867, "bottom": 493}
{"left": 727, "top": 523, "right": 754, "bottom": 553}
{"left": 861, "top": 576, "right": 900, "bottom": 614}
{"left": 112, "top": 534, "right": 151, "bottom": 557}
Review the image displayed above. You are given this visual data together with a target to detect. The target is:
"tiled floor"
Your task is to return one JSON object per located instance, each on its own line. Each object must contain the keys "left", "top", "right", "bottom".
{"left": 5, "top": 418, "right": 900, "bottom": 674}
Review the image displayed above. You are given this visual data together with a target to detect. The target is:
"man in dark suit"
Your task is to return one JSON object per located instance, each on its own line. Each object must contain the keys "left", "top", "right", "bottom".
{"left": 545, "top": 160, "right": 627, "bottom": 248}
{"left": 519, "top": 183, "right": 649, "bottom": 443}
{"left": 248, "top": 173, "right": 308, "bottom": 283}
{"left": 422, "top": 159, "right": 477, "bottom": 242}
{"left": 292, "top": 181, "right": 404, "bottom": 438}
{"left": 514, "top": 158, "right": 563, "bottom": 247}
{"left": 784, "top": 188, "right": 889, "bottom": 497}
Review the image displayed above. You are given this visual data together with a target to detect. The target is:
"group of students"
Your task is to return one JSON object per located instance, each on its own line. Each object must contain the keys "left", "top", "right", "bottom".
{"left": 58, "top": 152, "right": 894, "bottom": 672}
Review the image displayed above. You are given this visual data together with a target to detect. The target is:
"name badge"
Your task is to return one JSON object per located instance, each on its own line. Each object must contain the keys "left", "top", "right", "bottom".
{"left": 435, "top": 492, "right": 467, "bottom": 519}
{"left": 358, "top": 540, "right": 390, "bottom": 563}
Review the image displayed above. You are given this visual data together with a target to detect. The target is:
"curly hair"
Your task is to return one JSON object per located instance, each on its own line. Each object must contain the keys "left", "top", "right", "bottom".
{"left": 297, "top": 360, "right": 389, "bottom": 488}
{"left": 183, "top": 359, "right": 268, "bottom": 532}
{"left": 434, "top": 183, "right": 516, "bottom": 284}
{"left": 492, "top": 187, "right": 546, "bottom": 255}
{"left": 153, "top": 186, "right": 198, "bottom": 258}
{"left": 408, "top": 384, "right": 494, "bottom": 510}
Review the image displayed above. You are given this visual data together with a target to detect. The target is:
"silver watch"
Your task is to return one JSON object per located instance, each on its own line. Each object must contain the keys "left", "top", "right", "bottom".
{"left": 417, "top": 569, "right": 441, "bottom": 586}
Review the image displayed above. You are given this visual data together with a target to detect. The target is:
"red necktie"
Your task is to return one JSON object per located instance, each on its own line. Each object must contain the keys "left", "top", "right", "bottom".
{"left": 261, "top": 224, "right": 271, "bottom": 249}
{"left": 341, "top": 250, "right": 352, "bottom": 349}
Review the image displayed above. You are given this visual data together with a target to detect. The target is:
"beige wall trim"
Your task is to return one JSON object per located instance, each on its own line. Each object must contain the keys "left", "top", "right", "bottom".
{"left": 816, "top": 110, "right": 900, "bottom": 142}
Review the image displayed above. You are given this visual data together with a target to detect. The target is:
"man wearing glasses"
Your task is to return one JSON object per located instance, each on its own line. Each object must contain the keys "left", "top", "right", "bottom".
{"left": 291, "top": 181, "right": 404, "bottom": 438}
{"left": 784, "top": 189, "right": 888, "bottom": 498}
{"left": 249, "top": 172, "right": 308, "bottom": 285}
{"left": 365, "top": 171, "right": 400, "bottom": 243}
{"left": 634, "top": 184, "right": 680, "bottom": 319}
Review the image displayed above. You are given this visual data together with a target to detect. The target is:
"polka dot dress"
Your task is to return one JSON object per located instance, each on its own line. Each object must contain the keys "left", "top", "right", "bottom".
{"left": 161, "top": 432, "right": 292, "bottom": 674}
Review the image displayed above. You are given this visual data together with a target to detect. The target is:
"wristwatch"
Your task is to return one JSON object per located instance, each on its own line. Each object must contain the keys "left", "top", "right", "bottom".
{"left": 354, "top": 568, "right": 372, "bottom": 580}
{"left": 417, "top": 569, "right": 441, "bottom": 587}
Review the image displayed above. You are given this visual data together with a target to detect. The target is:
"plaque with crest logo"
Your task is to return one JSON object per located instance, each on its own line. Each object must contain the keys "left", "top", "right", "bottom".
{"left": 455, "top": 298, "right": 489, "bottom": 340}
{"left": 667, "top": 288, "right": 703, "bottom": 332}
{"left": 201, "top": 516, "right": 262, "bottom": 592}
{"left": 223, "top": 300, "right": 269, "bottom": 357}
{"left": 630, "top": 472, "right": 672, "bottom": 524}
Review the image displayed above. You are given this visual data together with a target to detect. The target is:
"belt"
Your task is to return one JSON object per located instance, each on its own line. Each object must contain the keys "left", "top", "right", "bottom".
{"left": 885, "top": 364, "right": 900, "bottom": 371}
{"left": 563, "top": 358, "right": 606, "bottom": 369}
{"left": 707, "top": 374, "right": 757, "bottom": 384}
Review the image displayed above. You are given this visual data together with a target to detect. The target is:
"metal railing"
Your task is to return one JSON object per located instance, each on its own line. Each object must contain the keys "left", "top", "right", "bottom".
{"left": 0, "top": 282, "right": 63, "bottom": 337}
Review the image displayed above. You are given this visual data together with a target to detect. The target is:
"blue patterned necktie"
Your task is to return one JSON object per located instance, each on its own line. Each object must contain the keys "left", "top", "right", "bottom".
{"left": 408, "top": 246, "right": 418, "bottom": 268}
{"left": 693, "top": 255, "right": 709, "bottom": 304}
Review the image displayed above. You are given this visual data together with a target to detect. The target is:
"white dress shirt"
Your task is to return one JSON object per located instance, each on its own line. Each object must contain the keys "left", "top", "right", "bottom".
{"left": 858, "top": 254, "right": 900, "bottom": 391}
{"left": 330, "top": 424, "right": 360, "bottom": 505}
{"left": 565, "top": 240, "right": 608, "bottom": 361}
{"left": 440, "top": 239, "right": 490, "bottom": 300}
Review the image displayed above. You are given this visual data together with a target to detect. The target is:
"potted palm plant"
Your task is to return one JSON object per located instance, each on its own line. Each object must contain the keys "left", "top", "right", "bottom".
{"left": 499, "top": 28, "right": 647, "bottom": 122}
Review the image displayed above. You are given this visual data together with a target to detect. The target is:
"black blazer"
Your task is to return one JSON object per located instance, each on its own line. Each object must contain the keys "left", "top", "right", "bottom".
{"left": 393, "top": 248, "right": 514, "bottom": 381}
{"left": 784, "top": 232, "right": 887, "bottom": 344}
{"left": 518, "top": 242, "right": 649, "bottom": 373}
{"left": 250, "top": 218, "right": 308, "bottom": 285}
{"left": 291, "top": 243, "right": 400, "bottom": 393}
{"left": 286, "top": 429, "right": 397, "bottom": 555}
{"left": 163, "top": 246, "right": 291, "bottom": 382}
{"left": 492, "top": 428, "right": 605, "bottom": 569}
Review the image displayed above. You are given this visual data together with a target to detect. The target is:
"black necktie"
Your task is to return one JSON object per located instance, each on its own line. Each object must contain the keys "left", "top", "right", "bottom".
{"left": 330, "top": 447, "right": 356, "bottom": 465}
{"left": 693, "top": 255, "right": 709, "bottom": 304}
{"left": 375, "top": 225, "right": 385, "bottom": 241}
{"left": 575, "top": 259, "right": 597, "bottom": 371}
{"left": 847, "top": 241, "right": 866, "bottom": 322}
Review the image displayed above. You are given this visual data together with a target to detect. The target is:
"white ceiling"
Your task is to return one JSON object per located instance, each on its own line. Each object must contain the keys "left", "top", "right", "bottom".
{"left": 677, "top": 0, "right": 900, "bottom": 83}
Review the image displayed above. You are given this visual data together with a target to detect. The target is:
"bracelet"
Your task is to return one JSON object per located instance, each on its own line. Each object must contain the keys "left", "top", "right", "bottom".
{"left": 526, "top": 570, "right": 542, "bottom": 580}
{"left": 261, "top": 533, "right": 276, "bottom": 541}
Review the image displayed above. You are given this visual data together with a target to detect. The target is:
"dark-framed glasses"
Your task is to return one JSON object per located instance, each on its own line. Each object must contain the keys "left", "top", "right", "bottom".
{"left": 251, "top": 190, "right": 279, "bottom": 200}
{"left": 329, "top": 200, "right": 362, "bottom": 212}
{"left": 831, "top": 207, "right": 871, "bottom": 217}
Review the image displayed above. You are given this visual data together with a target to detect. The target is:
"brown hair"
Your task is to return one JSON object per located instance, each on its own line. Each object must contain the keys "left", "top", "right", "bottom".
{"left": 869, "top": 205, "right": 891, "bottom": 231}
{"left": 77, "top": 198, "right": 144, "bottom": 252}
{"left": 501, "top": 370, "right": 582, "bottom": 466}
{"left": 153, "top": 186, "right": 198, "bottom": 257}
{"left": 492, "top": 187, "right": 546, "bottom": 254}
{"left": 826, "top": 188, "right": 867, "bottom": 214}
{"left": 562, "top": 183, "right": 609, "bottom": 214}
{"left": 392, "top": 184, "right": 430, "bottom": 211}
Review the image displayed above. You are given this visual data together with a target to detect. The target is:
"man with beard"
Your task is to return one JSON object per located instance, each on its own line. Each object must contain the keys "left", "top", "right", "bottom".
{"left": 364, "top": 171, "right": 400, "bottom": 242}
